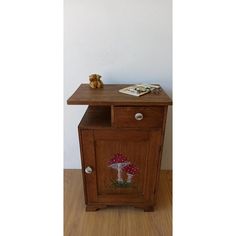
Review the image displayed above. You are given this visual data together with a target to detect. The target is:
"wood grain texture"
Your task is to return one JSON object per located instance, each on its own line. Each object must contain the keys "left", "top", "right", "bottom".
{"left": 64, "top": 169, "right": 172, "bottom": 236}
{"left": 67, "top": 84, "right": 172, "bottom": 106}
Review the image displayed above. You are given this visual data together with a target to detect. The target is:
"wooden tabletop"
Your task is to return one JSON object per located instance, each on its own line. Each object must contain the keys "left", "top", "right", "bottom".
{"left": 67, "top": 84, "right": 172, "bottom": 106}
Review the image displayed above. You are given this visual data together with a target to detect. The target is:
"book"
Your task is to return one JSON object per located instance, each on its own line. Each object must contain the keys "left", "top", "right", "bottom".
{"left": 119, "top": 84, "right": 160, "bottom": 97}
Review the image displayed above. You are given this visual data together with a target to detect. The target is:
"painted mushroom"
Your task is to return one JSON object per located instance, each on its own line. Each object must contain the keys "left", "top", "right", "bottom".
{"left": 108, "top": 153, "right": 129, "bottom": 183}
{"left": 123, "top": 164, "right": 139, "bottom": 183}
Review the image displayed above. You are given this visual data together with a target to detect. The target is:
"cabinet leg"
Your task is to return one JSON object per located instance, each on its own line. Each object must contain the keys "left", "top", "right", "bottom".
{"left": 143, "top": 206, "right": 154, "bottom": 212}
{"left": 134, "top": 205, "right": 155, "bottom": 212}
{"left": 86, "top": 205, "right": 107, "bottom": 211}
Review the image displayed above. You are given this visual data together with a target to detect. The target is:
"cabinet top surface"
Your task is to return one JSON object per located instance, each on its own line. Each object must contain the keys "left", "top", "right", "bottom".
{"left": 67, "top": 84, "right": 172, "bottom": 106}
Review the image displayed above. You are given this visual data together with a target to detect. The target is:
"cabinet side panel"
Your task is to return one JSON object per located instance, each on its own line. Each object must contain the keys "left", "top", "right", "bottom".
{"left": 154, "top": 106, "right": 169, "bottom": 203}
{"left": 144, "top": 131, "right": 161, "bottom": 204}
{"left": 78, "top": 128, "right": 88, "bottom": 204}
{"left": 80, "top": 129, "right": 98, "bottom": 203}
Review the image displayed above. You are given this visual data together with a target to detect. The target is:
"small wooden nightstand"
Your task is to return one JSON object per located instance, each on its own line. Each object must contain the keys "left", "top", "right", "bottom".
{"left": 67, "top": 84, "right": 172, "bottom": 211}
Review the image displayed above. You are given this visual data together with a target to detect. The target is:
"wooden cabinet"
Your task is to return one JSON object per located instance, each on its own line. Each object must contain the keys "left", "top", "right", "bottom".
{"left": 67, "top": 84, "right": 172, "bottom": 211}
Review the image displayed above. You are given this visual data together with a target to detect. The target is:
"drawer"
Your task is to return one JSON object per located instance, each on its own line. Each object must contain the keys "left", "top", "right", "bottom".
{"left": 112, "top": 106, "right": 164, "bottom": 128}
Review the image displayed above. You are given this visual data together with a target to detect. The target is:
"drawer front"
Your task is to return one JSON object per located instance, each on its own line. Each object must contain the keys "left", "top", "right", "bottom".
{"left": 112, "top": 106, "right": 164, "bottom": 128}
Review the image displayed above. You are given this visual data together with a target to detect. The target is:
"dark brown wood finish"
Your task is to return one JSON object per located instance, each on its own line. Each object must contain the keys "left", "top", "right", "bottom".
{"left": 112, "top": 106, "right": 164, "bottom": 128}
{"left": 69, "top": 83, "right": 172, "bottom": 211}
{"left": 67, "top": 84, "right": 172, "bottom": 106}
{"left": 79, "top": 106, "right": 111, "bottom": 129}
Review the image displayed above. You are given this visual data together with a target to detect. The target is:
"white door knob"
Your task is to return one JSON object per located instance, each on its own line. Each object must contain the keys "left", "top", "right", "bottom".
{"left": 135, "top": 113, "right": 143, "bottom": 121}
{"left": 85, "top": 166, "right": 93, "bottom": 174}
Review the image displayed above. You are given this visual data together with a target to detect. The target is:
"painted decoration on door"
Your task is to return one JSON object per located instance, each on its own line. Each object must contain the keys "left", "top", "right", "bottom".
{"left": 108, "top": 153, "right": 139, "bottom": 188}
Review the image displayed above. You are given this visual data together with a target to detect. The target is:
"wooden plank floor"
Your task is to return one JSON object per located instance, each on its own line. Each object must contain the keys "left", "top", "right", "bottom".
{"left": 64, "top": 170, "right": 172, "bottom": 236}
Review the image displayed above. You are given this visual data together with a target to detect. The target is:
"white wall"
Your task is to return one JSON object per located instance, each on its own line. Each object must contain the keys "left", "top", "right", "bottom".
{"left": 64, "top": 0, "right": 172, "bottom": 169}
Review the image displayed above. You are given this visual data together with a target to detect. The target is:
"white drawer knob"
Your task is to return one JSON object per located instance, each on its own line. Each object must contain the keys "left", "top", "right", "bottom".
{"left": 135, "top": 113, "right": 143, "bottom": 121}
{"left": 85, "top": 166, "right": 93, "bottom": 174}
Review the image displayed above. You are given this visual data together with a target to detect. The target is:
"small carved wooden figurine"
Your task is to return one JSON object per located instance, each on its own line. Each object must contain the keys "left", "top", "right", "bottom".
{"left": 89, "top": 74, "right": 104, "bottom": 88}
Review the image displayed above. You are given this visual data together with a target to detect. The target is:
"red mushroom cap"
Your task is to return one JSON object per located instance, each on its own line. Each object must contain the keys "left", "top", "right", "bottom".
{"left": 108, "top": 153, "right": 127, "bottom": 165}
{"left": 122, "top": 164, "right": 138, "bottom": 175}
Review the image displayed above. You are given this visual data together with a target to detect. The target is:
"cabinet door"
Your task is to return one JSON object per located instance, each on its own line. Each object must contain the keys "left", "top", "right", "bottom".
{"left": 80, "top": 129, "right": 161, "bottom": 205}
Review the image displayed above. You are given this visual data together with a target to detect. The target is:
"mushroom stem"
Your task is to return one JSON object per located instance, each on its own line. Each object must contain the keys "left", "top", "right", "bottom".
{"left": 117, "top": 163, "right": 123, "bottom": 183}
{"left": 127, "top": 173, "right": 133, "bottom": 183}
